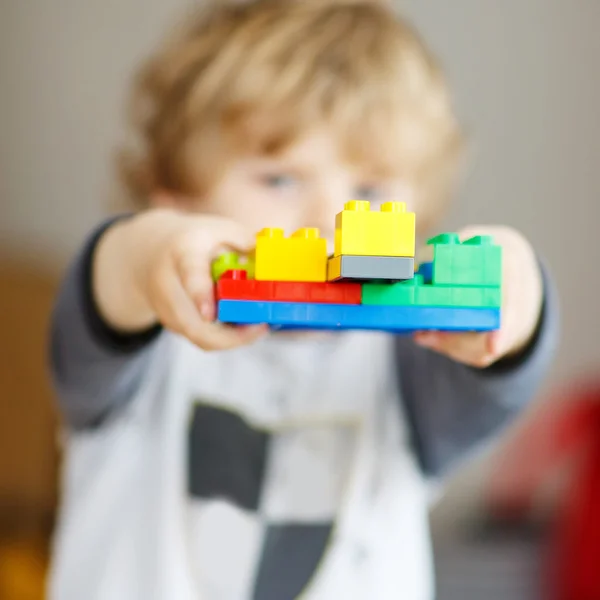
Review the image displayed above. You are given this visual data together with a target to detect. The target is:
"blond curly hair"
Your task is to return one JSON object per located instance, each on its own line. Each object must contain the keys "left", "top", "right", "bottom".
{"left": 117, "top": 0, "right": 462, "bottom": 226}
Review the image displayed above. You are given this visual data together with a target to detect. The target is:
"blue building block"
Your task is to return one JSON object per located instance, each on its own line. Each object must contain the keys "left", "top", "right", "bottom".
{"left": 417, "top": 262, "right": 433, "bottom": 283}
{"left": 217, "top": 300, "right": 500, "bottom": 333}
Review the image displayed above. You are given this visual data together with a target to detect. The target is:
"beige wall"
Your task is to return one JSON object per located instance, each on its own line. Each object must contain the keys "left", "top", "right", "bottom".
{"left": 0, "top": 0, "right": 191, "bottom": 266}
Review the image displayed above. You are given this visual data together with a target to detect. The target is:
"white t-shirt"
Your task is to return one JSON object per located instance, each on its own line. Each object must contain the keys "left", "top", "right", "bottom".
{"left": 50, "top": 331, "right": 434, "bottom": 600}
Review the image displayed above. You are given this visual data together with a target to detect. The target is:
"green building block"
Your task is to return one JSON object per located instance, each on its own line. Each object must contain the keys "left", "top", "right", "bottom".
{"left": 362, "top": 275, "right": 423, "bottom": 306}
{"left": 427, "top": 233, "right": 502, "bottom": 286}
{"left": 415, "top": 283, "right": 500, "bottom": 308}
{"left": 449, "top": 286, "right": 501, "bottom": 308}
{"left": 362, "top": 275, "right": 501, "bottom": 309}
{"left": 416, "top": 284, "right": 456, "bottom": 307}
{"left": 211, "top": 252, "right": 255, "bottom": 282}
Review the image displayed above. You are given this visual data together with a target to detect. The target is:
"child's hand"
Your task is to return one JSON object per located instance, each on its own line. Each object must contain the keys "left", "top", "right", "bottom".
{"left": 94, "top": 208, "right": 268, "bottom": 351}
{"left": 413, "top": 226, "right": 544, "bottom": 368}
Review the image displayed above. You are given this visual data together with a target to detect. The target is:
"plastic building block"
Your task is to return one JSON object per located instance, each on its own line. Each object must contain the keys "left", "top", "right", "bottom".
{"left": 362, "top": 277, "right": 418, "bottom": 306}
{"left": 217, "top": 299, "right": 500, "bottom": 332}
{"left": 417, "top": 262, "right": 433, "bottom": 283}
{"left": 212, "top": 252, "right": 255, "bottom": 282}
{"left": 427, "top": 234, "right": 502, "bottom": 286}
{"left": 438, "top": 286, "right": 501, "bottom": 308}
{"left": 334, "top": 200, "right": 416, "bottom": 258}
{"left": 216, "top": 270, "right": 362, "bottom": 304}
{"left": 254, "top": 228, "right": 327, "bottom": 282}
{"left": 327, "top": 255, "right": 414, "bottom": 282}
{"left": 362, "top": 275, "right": 502, "bottom": 308}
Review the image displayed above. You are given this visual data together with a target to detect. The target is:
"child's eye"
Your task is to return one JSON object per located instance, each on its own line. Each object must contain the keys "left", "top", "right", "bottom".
{"left": 354, "top": 184, "right": 386, "bottom": 202}
{"left": 261, "top": 174, "right": 299, "bottom": 189}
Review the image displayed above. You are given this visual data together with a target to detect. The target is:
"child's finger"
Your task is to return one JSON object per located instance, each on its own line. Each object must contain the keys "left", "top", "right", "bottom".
{"left": 165, "top": 267, "right": 266, "bottom": 350}
{"left": 154, "top": 266, "right": 210, "bottom": 341}
{"left": 172, "top": 222, "right": 255, "bottom": 312}
{"left": 413, "top": 331, "right": 497, "bottom": 367}
{"left": 195, "top": 321, "right": 269, "bottom": 351}
{"left": 174, "top": 252, "right": 214, "bottom": 314}
{"left": 204, "top": 218, "right": 257, "bottom": 255}
{"left": 170, "top": 254, "right": 266, "bottom": 350}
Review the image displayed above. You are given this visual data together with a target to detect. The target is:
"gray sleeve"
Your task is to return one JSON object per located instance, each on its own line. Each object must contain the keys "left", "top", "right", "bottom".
{"left": 48, "top": 218, "right": 164, "bottom": 430}
{"left": 396, "top": 263, "right": 559, "bottom": 479}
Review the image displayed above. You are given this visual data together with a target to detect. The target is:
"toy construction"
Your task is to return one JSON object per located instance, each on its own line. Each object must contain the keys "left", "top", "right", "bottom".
{"left": 212, "top": 200, "right": 502, "bottom": 333}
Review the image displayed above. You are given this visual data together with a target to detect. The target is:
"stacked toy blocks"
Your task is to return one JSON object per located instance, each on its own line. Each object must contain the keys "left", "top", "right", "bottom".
{"left": 213, "top": 202, "right": 502, "bottom": 333}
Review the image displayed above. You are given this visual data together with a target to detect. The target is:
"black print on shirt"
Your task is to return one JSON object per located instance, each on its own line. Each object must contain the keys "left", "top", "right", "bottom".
{"left": 187, "top": 402, "right": 269, "bottom": 511}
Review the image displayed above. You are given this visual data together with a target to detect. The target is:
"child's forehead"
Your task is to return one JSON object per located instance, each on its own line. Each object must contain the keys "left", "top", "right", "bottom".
{"left": 228, "top": 117, "right": 412, "bottom": 180}
{"left": 270, "top": 129, "right": 353, "bottom": 166}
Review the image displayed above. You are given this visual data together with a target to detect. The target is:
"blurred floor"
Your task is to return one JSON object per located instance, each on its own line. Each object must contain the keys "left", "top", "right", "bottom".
{"left": 0, "top": 253, "right": 60, "bottom": 600}
{"left": 0, "top": 535, "right": 48, "bottom": 600}
{"left": 434, "top": 514, "right": 546, "bottom": 600}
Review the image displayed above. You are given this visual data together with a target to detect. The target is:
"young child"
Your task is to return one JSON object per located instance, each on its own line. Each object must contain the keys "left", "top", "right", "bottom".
{"left": 48, "top": 0, "right": 558, "bottom": 598}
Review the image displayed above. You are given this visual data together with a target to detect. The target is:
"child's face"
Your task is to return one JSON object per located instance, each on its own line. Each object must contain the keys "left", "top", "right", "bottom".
{"left": 183, "top": 128, "right": 415, "bottom": 250}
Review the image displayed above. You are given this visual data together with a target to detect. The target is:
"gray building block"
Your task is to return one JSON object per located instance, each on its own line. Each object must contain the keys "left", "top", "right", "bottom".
{"left": 327, "top": 255, "right": 415, "bottom": 281}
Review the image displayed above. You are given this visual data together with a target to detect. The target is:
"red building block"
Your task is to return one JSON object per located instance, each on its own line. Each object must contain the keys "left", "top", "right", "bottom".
{"left": 216, "top": 270, "right": 361, "bottom": 304}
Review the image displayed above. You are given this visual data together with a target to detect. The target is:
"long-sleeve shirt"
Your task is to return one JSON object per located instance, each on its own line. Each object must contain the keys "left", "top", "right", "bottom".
{"left": 47, "top": 219, "right": 559, "bottom": 600}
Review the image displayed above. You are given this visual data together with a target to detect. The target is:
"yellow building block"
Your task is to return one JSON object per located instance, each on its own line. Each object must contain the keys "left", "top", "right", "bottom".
{"left": 334, "top": 200, "right": 416, "bottom": 258}
{"left": 254, "top": 227, "right": 327, "bottom": 282}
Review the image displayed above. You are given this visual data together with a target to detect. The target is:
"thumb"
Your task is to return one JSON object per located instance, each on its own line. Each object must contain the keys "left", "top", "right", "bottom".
{"left": 203, "top": 216, "right": 257, "bottom": 256}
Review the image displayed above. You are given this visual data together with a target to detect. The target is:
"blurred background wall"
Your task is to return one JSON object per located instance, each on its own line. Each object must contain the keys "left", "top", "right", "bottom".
{"left": 0, "top": 0, "right": 598, "bottom": 596}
